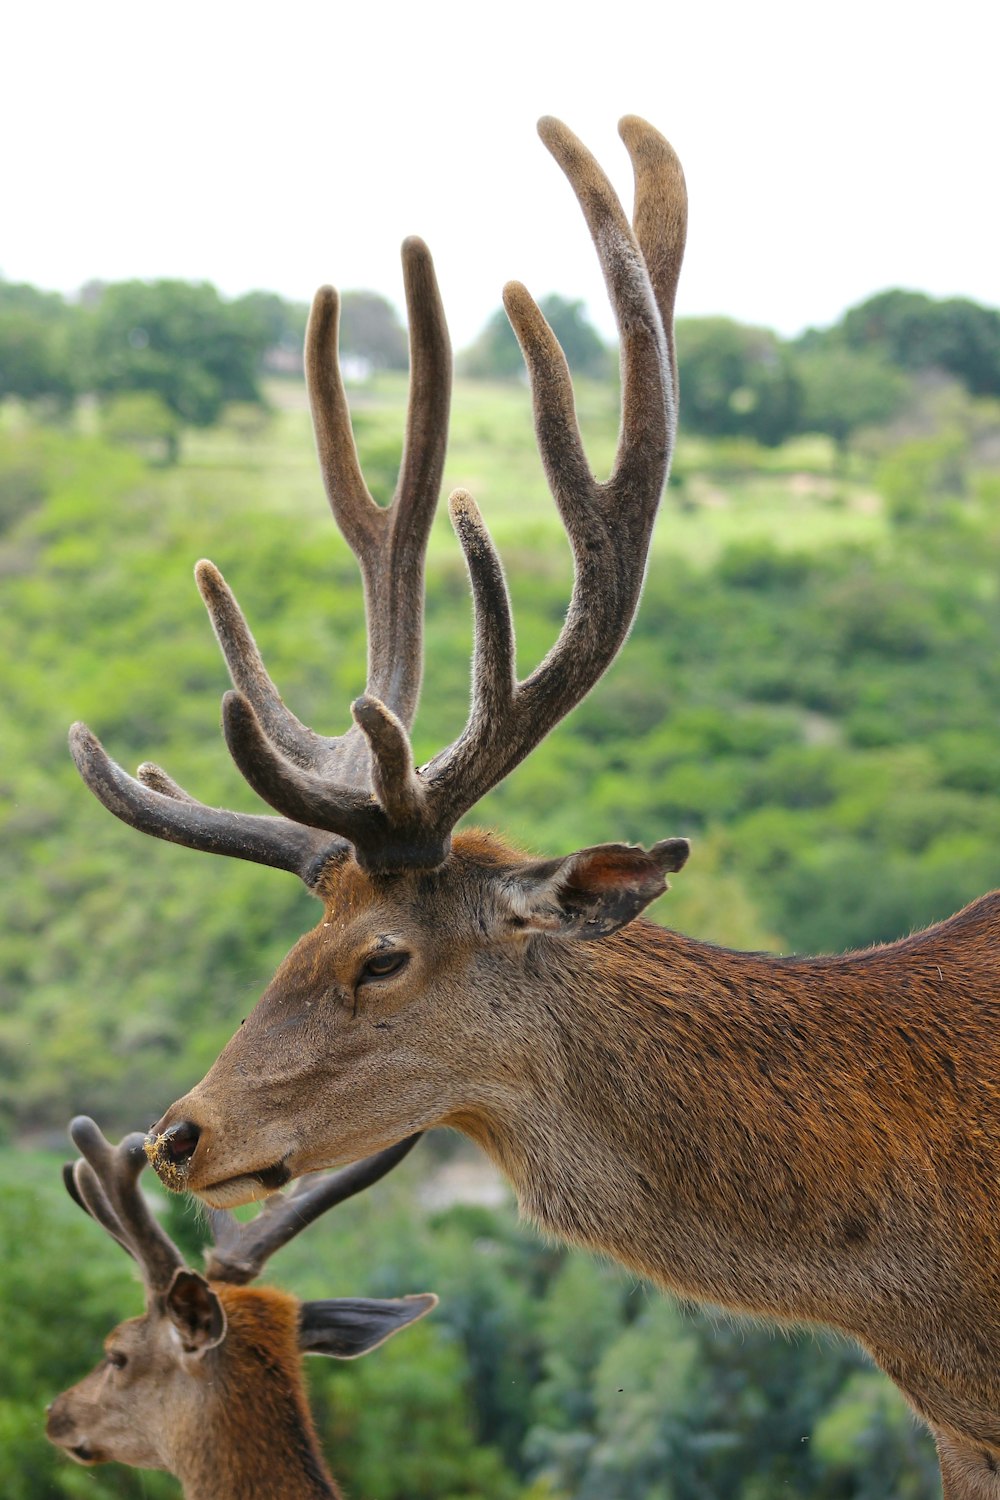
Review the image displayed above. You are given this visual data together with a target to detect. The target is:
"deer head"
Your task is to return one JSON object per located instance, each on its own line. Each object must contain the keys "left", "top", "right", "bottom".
{"left": 46, "top": 1118, "right": 434, "bottom": 1497}
{"left": 69, "top": 115, "right": 688, "bottom": 1205}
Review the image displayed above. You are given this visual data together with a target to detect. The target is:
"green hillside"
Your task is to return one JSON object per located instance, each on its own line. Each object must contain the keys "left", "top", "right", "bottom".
{"left": 2, "top": 365, "right": 999, "bottom": 1497}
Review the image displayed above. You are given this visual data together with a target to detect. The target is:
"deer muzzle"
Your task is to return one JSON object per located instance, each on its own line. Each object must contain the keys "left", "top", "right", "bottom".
{"left": 145, "top": 1113, "right": 292, "bottom": 1204}
{"left": 46, "top": 1397, "right": 102, "bottom": 1465}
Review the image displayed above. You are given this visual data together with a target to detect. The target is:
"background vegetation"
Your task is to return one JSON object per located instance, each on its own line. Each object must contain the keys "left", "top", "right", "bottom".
{"left": 2, "top": 274, "right": 999, "bottom": 1496}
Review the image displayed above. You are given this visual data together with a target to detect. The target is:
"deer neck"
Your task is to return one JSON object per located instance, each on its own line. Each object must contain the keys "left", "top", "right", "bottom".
{"left": 174, "top": 1290, "right": 340, "bottom": 1500}
{"left": 453, "top": 915, "right": 980, "bottom": 1341}
{"left": 175, "top": 1390, "right": 338, "bottom": 1500}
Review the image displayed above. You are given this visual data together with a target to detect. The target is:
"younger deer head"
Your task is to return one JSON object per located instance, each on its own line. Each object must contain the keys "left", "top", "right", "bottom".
{"left": 68, "top": 114, "right": 688, "bottom": 1201}
{"left": 46, "top": 1119, "right": 434, "bottom": 1499}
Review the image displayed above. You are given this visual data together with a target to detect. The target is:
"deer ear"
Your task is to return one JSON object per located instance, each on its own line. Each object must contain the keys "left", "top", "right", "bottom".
{"left": 504, "top": 838, "right": 690, "bottom": 940}
{"left": 164, "top": 1269, "right": 227, "bottom": 1353}
{"left": 298, "top": 1293, "right": 437, "bottom": 1359}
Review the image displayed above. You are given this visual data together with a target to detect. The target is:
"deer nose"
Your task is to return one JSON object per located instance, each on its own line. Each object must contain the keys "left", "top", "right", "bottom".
{"left": 144, "top": 1118, "right": 202, "bottom": 1191}
{"left": 155, "top": 1120, "right": 200, "bottom": 1162}
{"left": 164, "top": 1120, "right": 200, "bottom": 1161}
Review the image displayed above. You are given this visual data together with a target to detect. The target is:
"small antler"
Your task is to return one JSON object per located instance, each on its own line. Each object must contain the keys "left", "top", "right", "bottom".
{"left": 203, "top": 1134, "right": 422, "bottom": 1285}
{"left": 70, "top": 115, "right": 685, "bottom": 878}
{"left": 64, "top": 1119, "right": 423, "bottom": 1292}
{"left": 65, "top": 1116, "right": 184, "bottom": 1296}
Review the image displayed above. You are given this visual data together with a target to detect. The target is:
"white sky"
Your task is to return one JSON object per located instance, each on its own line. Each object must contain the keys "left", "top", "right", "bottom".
{"left": 5, "top": 0, "right": 998, "bottom": 349}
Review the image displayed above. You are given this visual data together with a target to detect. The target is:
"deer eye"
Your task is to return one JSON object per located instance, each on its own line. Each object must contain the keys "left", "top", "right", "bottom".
{"left": 107, "top": 1350, "right": 128, "bottom": 1370}
{"left": 358, "top": 951, "right": 409, "bottom": 984}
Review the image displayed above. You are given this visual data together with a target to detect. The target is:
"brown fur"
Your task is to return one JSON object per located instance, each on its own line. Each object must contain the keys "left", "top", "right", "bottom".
{"left": 149, "top": 830, "right": 1000, "bottom": 1493}
{"left": 47, "top": 1284, "right": 339, "bottom": 1499}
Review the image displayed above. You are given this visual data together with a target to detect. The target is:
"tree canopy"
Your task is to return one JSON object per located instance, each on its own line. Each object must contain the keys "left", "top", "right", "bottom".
{"left": 80, "top": 279, "right": 269, "bottom": 426}
{"left": 338, "top": 290, "right": 409, "bottom": 371}
{"left": 461, "top": 294, "right": 610, "bottom": 380}
{"left": 676, "top": 317, "right": 801, "bottom": 446}
{"left": 840, "top": 288, "right": 1000, "bottom": 395}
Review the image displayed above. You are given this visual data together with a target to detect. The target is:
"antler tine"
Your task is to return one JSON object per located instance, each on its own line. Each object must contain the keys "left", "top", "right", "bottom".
{"left": 64, "top": 1159, "right": 137, "bottom": 1260}
{"left": 189, "top": 289, "right": 378, "bottom": 794}
{"left": 410, "top": 115, "right": 687, "bottom": 834}
{"left": 619, "top": 114, "right": 687, "bottom": 397}
{"left": 203, "top": 1135, "right": 422, "bottom": 1285}
{"left": 69, "top": 724, "right": 342, "bottom": 890}
{"left": 199, "top": 239, "right": 451, "bottom": 786}
{"left": 306, "top": 283, "right": 381, "bottom": 554}
{"left": 136, "top": 761, "right": 199, "bottom": 802}
{"left": 371, "top": 236, "right": 452, "bottom": 726}
{"left": 194, "top": 559, "right": 349, "bottom": 775}
{"left": 69, "top": 1117, "right": 184, "bottom": 1296}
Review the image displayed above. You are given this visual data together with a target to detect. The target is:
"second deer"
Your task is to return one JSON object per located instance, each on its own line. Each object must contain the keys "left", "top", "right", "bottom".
{"left": 46, "top": 1118, "right": 434, "bottom": 1499}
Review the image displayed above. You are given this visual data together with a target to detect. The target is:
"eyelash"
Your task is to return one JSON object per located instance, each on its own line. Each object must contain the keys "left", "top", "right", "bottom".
{"left": 358, "top": 952, "right": 409, "bottom": 984}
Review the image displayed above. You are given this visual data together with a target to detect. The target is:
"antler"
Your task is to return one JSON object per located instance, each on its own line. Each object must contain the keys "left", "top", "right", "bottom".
{"left": 70, "top": 236, "right": 451, "bottom": 888}
{"left": 202, "top": 1134, "right": 422, "bottom": 1285}
{"left": 70, "top": 115, "right": 685, "bottom": 878}
{"left": 64, "top": 1118, "right": 422, "bottom": 1291}
{"left": 226, "top": 116, "right": 686, "bottom": 870}
{"left": 64, "top": 1116, "right": 184, "bottom": 1296}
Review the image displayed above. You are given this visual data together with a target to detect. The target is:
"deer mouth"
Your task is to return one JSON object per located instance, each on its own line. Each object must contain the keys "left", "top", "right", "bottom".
{"left": 192, "top": 1160, "right": 292, "bottom": 1209}
{"left": 70, "top": 1441, "right": 102, "bottom": 1465}
{"left": 47, "top": 1401, "right": 100, "bottom": 1462}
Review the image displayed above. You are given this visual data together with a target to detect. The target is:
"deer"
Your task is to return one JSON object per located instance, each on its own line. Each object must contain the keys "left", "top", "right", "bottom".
{"left": 67, "top": 113, "right": 1000, "bottom": 1497}
{"left": 46, "top": 1117, "right": 434, "bottom": 1498}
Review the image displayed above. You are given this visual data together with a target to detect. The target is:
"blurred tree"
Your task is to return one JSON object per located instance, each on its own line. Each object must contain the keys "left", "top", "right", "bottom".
{"left": 461, "top": 304, "right": 524, "bottom": 379}
{"left": 232, "top": 289, "right": 308, "bottom": 375}
{"left": 0, "top": 281, "right": 77, "bottom": 410}
{"left": 794, "top": 345, "right": 910, "bottom": 456}
{"left": 221, "top": 400, "right": 273, "bottom": 442}
{"left": 676, "top": 317, "right": 801, "bottom": 445}
{"left": 82, "top": 279, "right": 268, "bottom": 425}
{"left": 100, "top": 390, "right": 181, "bottom": 465}
{"left": 876, "top": 431, "right": 968, "bottom": 523}
{"left": 339, "top": 290, "right": 409, "bottom": 371}
{"left": 811, "top": 1370, "right": 941, "bottom": 1499}
{"left": 840, "top": 288, "right": 1000, "bottom": 396}
{"left": 461, "top": 295, "right": 609, "bottom": 380}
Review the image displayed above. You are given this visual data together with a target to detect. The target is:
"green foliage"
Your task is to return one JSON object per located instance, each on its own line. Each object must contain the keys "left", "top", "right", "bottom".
{"left": 876, "top": 430, "right": 968, "bottom": 522}
{"left": 812, "top": 1372, "right": 940, "bottom": 1498}
{"left": 100, "top": 391, "right": 180, "bottom": 465}
{"left": 81, "top": 279, "right": 269, "bottom": 426}
{"left": 339, "top": 290, "right": 409, "bottom": 371}
{"left": 231, "top": 288, "right": 308, "bottom": 374}
{"left": 314, "top": 1321, "right": 523, "bottom": 1500}
{"left": 0, "top": 281, "right": 77, "bottom": 409}
{"left": 841, "top": 287, "right": 1000, "bottom": 396}
{"left": 677, "top": 317, "right": 802, "bottom": 446}
{"left": 794, "top": 345, "right": 911, "bottom": 451}
{"left": 4, "top": 343, "right": 1000, "bottom": 1498}
{"left": 461, "top": 295, "right": 610, "bottom": 380}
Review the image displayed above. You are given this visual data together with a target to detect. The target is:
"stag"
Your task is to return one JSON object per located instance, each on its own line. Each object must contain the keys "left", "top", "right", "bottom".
{"left": 69, "top": 115, "right": 1000, "bottom": 1496}
{"left": 46, "top": 1118, "right": 433, "bottom": 1498}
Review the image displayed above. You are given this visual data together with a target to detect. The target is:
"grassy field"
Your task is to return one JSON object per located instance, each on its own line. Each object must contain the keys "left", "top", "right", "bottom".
{"left": 177, "top": 375, "right": 890, "bottom": 567}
